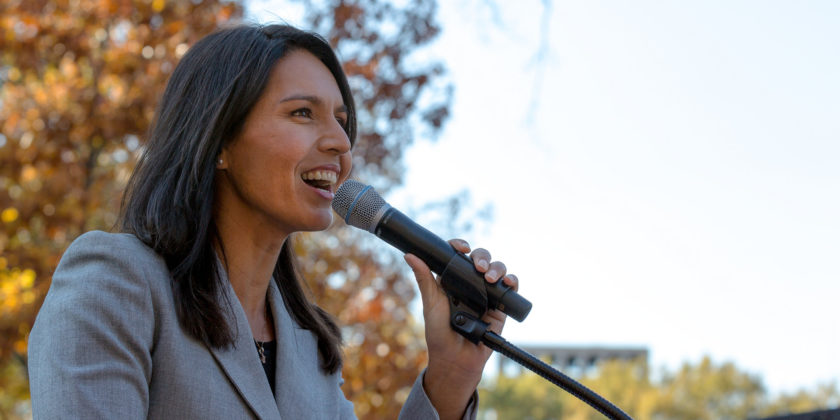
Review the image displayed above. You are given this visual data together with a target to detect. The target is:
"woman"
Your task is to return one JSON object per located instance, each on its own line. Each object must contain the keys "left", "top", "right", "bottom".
{"left": 28, "top": 24, "right": 517, "bottom": 419}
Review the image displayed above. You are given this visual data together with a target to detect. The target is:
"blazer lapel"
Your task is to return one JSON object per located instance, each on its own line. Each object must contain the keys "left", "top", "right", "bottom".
{"left": 266, "top": 279, "right": 287, "bottom": 403}
{"left": 207, "top": 276, "right": 280, "bottom": 420}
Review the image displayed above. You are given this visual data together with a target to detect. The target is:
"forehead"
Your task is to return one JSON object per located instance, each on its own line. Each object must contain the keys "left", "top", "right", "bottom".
{"left": 264, "top": 49, "right": 343, "bottom": 103}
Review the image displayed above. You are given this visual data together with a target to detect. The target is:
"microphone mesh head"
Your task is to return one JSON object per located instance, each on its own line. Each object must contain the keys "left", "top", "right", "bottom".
{"left": 332, "top": 180, "right": 389, "bottom": 232}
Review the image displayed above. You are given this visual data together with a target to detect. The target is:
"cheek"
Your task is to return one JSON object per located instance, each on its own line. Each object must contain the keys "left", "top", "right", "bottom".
{"left": 231, "top": 143, "right": 299, "bottom": 194}
{"left": 339, "top": 153, "right": 353, "bottom": 183}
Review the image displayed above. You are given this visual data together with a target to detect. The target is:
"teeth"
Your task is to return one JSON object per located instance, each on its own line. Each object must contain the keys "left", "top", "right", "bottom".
{"left": 301, "top": 170, "right": 338, "bottom": 184}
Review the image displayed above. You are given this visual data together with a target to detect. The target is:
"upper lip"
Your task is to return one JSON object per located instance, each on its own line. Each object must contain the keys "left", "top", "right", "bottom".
{"left": 305, "top": 164, "right": 341, "bottom": 174}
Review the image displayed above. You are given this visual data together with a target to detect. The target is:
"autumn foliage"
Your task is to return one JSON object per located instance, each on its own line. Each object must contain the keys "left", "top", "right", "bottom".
{"left": 0, "top": 0, "right": 450, "bottom": 418}
{"left": 0, "top": 0, "right": 241, "bottom": 414}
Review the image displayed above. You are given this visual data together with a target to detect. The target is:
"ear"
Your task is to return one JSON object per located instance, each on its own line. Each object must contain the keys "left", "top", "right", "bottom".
{"left": 216, "top": 150, "right": 228, "bottom": 170}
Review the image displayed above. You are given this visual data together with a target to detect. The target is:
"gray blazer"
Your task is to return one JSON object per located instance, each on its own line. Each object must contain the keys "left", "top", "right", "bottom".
{"left": 29, "top": 231, "right": 476, "bottom": 419}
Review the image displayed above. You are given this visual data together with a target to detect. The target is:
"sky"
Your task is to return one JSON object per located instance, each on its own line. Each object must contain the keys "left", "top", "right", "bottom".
{"left": 248, "top": 1, "right": 840, "bottom": 395}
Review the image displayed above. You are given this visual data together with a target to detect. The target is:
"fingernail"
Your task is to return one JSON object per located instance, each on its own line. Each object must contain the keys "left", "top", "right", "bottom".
{"left": 485, "top": 269, "right": 497, "bottom": 280}
{"left": 478, "top": 260, "right": 489, "bottom": 270}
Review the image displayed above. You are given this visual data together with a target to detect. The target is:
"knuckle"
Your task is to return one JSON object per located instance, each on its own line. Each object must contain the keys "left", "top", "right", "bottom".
{"left": 473, "top": 248, "right": 491, "bottom": 259}
{"left": 451, "top": 238, "right": 470, "bottom": 250}
{"left": 488, "top": 262, "right": 506, "bottom": 277}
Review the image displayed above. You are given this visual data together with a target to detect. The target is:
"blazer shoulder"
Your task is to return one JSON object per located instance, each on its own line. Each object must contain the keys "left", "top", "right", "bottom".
{"left": 58, "top": 230, "right": 172, "bottom": 291}
{"left": 68, "top": 230, "right": 158, "bottom": 257}
{"left": 30, "top": 230, "right": 164, "bottom": 418}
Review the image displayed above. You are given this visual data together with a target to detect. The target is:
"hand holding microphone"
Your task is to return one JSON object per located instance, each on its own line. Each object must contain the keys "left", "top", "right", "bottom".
{"left": 331, "top": 180, "right": 532, "bottom": 324}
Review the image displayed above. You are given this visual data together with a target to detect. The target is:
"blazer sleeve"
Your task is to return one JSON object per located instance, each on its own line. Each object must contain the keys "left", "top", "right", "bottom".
{"left": 398, "top": 370, "right": 478, "bottom": 420}
{"left": 28, "top": 231, "right": 157, "bottom": 419}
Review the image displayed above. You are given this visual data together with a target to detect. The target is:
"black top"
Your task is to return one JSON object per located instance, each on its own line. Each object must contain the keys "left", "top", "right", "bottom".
{"left": 255, "top": 340, "right": 277, "bottom": 395}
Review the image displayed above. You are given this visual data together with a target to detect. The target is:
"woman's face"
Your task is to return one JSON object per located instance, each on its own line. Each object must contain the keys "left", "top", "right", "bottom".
{"left": 216, "top": 49, "right": 352, "bottom": 237}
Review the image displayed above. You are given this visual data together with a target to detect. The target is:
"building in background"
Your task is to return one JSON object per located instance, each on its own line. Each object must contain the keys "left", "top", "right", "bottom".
{"left": 497, "top": 345, "right": 649, "bottom": 378}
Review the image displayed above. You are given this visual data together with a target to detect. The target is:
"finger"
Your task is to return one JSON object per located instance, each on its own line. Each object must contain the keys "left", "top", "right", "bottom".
{"left": 404, "top": 254, "right": 437, "bottom": 307}
{"left": 469, "top": 248, "right": 492, "bottom": 272}
{"left": 484, "top": 261, "right": 507, "bottom": 283}
{"left": 448, "top": 238, "right": 471, "bottom": 254}
{"left": 483, "top": 309, "right": 507, "bottom": 334}
{"left": 502, "top": 273, "right": 519, "bottom": 291}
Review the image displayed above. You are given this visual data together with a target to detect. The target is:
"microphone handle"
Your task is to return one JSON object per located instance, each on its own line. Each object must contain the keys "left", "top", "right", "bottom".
{"left": 376, "top": 207, "right": 453, "bottom": 274}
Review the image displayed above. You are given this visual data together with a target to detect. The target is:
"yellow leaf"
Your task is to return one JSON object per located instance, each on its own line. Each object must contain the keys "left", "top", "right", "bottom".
{"left": 21, "top": 165, "right": 37, "bottom": 182}
{"left": 8, "top": 67, "right": 21, "bottom": 82}
{"left": 14, "top": 339, "right": 27, "bottom": 354}
{"left": 1, "top": 279, "right": 16, "bottom": 295}
{"left": 2, "top": 292, "right": 18, "bottom": 310}
{"left": 20, "top": 269, "right": 36, "bottom": 289}
{"left": 1, "top": 207, "right": 19, "bottom": 223}
{"left": 152, "top": 0, "right": 166, "bottom": 12}
{"left": 22, "top": 290, "right": 36, "bottom": 304}
{"left": 60, "top": 56, "right": 78, "bottom": 78}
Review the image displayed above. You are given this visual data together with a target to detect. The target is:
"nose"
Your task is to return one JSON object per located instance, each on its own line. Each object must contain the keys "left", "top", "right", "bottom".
{"left": 319, "top": 118, "right": 352, "bottom": 155}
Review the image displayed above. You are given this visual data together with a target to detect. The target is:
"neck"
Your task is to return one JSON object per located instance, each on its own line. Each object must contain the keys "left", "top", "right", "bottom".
{"left": 214, "top": 216, "right": 286, "bottom": 342}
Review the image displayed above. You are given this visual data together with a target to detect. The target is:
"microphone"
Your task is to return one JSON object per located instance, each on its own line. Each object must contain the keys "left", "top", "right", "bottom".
{"left": 332, "top": 180, "right": 532, "bottom": 322}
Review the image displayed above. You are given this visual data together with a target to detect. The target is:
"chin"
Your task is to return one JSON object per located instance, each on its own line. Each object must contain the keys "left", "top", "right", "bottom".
{"left": 302, "top": 212, "right": 334, "bottom": 232}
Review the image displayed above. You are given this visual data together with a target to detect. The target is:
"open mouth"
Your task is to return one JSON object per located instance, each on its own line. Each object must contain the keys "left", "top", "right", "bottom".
{"left": 301, "top": 170, "right": 338, "bottom": 192}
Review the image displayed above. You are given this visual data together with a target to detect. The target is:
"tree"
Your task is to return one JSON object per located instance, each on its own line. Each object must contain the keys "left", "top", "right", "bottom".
{"left": 561, "top": 358, "right": 657, "bottom": 420}
{"left": 478, "top": 355, "right": 840, "bottom": 420}
{"left": 0, "top": 1, "right": 243, "bottom": 416}
{"left": 760, "top": 382, "right": 840, "bottom": 418}
{"left": 480, "top": 372, "right": 568, "bottom": 419}
{"left": 0, "top": 0, "right": 451, "bottom": 419}
{"left": 479, "top": 357, "right": 655, "bottom": 420}
{"left": 653, "top": 356, "right": 765, "bottom": 420}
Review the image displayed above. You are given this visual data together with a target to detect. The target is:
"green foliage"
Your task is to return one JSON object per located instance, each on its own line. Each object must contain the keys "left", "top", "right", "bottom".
{"left": 480, "top": 373, "right": 567, "bottom": 420}
{"left": 761, "top": 382, "right": 840, "bottom": 417}
{"left": 654, "top": 356, "right": 765, "bottom": 420}
{"left": 479, "top": 356, "right": 839, "bottom": 420}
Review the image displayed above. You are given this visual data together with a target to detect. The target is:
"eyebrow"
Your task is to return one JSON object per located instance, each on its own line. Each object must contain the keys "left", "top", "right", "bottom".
{"left": 278, "top": 94, "right": 347, "bottom": 113}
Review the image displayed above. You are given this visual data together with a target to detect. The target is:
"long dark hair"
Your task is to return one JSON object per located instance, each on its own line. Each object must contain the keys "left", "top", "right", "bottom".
{"left": 119, "top": 24, "right": 355, "bottom": 373}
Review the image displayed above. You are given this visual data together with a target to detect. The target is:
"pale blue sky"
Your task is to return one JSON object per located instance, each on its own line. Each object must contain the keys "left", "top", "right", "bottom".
{"left": 250, "top": 1, "right": 840, "bottom": 394}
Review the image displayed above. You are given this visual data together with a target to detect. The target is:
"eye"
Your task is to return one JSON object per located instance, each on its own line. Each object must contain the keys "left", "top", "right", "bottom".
{"left": 335, "top": 115, "right": 347, "bottom": 127}
{"left": 291, "top": 108, "right": 313, "bottom": 119}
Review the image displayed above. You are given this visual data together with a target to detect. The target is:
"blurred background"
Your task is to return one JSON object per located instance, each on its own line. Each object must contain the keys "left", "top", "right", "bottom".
{"left": 1, "top": 0, "right": 838, "bottom": 419}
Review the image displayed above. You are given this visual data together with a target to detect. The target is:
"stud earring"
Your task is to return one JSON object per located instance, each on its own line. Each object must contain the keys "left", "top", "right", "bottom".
{"left": 218, "top": 159, "right": 223, "bottom": 164}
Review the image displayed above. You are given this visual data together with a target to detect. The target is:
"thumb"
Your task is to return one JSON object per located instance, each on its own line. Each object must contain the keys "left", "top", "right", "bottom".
{"left": 404, "top": 253, "right": 438, "bottom": 309}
